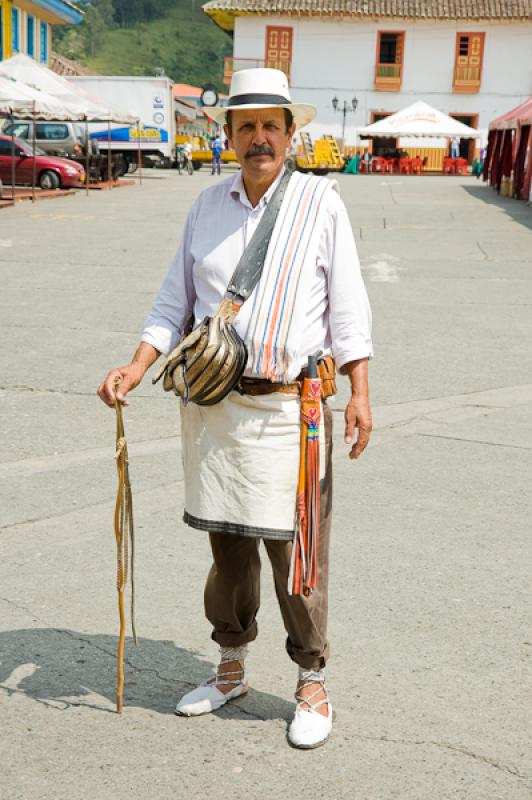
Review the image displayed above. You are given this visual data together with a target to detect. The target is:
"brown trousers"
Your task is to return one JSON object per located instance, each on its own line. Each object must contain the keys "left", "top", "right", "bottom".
{"left": 204, "top": 404, "right": 333, "bottom": 671}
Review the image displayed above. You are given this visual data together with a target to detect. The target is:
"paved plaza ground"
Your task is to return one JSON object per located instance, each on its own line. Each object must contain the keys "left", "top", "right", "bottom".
{"left": 0, "top": 170, "right": 531, "bottom": 800}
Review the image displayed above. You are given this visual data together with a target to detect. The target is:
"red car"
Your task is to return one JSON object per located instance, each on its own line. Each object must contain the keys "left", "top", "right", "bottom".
{"left": 0, "top": 134, "right": 85, "bottom": 190}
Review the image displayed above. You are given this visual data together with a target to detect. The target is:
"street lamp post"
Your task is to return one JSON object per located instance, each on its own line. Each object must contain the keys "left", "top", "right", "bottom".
{"left": 332, "top": 96, "right": 359, "bottom": 146}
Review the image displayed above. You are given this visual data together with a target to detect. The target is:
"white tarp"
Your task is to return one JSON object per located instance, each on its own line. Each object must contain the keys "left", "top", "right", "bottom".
{"left": 0, "top": 54, "right": 134, "bottom": 123}
{"left": 358, "top": 101, "right": 480, "bottom": 139}
{"left": 175, "top": 97, "right": 198, "bottom": 121}
{"left": 0, "top": 75, "right": 82, "bottom": 119}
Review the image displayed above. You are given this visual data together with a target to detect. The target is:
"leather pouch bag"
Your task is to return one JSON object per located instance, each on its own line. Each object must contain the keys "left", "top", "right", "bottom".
{"left": 152, "top": 299, "right": 247, "bottom": 406}
{"left": 318, "top": 355, "right": 337, "bottom": 398}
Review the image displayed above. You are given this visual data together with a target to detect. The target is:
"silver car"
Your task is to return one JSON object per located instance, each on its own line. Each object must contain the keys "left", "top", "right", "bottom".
{"left": 0, "top": 120, "right": 98, "bottom": 159}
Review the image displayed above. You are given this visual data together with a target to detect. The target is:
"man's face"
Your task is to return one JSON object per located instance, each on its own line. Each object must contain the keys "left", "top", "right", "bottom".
{"left": 226, "top": 108, "right": 295, "bottom": 180}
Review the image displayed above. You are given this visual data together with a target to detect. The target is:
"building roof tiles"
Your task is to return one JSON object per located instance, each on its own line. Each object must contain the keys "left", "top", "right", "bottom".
{"left": 202, "top": 0, "right": 532, "bottom": 19}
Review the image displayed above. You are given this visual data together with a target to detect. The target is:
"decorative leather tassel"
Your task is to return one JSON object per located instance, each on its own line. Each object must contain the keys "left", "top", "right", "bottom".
{"left": 289, "top": 356, "right": 322, "bottom": 597}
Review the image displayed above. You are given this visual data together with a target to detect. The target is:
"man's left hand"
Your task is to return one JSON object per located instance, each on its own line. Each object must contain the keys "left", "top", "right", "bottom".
{"left": 344, "top": 395, "right": 372, "bottom": 460}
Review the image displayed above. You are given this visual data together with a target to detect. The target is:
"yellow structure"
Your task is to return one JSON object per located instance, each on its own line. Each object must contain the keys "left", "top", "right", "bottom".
{"left": 0, "top": 0, "right": 82, "bottom": 65}
{"left": 402, "top": 147, "right": 447, "bottom": 172}
{"left": 176, "top": 133, "right": 238, "bottom": 168}
{"left": 296, "top": 132, "right": 345, "bottom": 174}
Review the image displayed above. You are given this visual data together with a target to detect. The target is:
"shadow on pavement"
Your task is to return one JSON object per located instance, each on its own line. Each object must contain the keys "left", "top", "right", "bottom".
{"left": 462, "top": 184, "right": 532, "bottom": 231}
{"left": 0, "top": 628, "right": 294, "bottom": 722}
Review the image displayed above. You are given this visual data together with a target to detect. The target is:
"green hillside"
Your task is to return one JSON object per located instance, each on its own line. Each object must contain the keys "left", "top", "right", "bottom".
{"left": 54, "top": 4, "right": 231, "bottom": 91}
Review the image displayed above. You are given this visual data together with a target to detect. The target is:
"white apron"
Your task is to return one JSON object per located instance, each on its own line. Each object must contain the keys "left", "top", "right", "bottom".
{"left": 180, "top": 391, "right": 326, "bottom": 540}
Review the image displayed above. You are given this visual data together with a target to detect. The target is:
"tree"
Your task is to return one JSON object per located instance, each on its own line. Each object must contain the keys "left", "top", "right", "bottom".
{"left": 96, "top": 0, "right": 114, "bottom": 26}
{"left": 84, "top": 6, "right": 106, "bottom": 57}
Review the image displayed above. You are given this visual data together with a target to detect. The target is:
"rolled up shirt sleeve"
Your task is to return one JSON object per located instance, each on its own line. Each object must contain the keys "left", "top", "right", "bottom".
{"left": 140, "top": 204, "right": 198, "bottom": 355}
{"left": 326, "top": 194, "right": 373, "bottom": 369}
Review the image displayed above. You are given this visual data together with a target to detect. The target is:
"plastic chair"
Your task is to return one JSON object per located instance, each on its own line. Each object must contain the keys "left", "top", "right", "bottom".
{"left": 443, "top": 157, "right": 455, "bottom": 175}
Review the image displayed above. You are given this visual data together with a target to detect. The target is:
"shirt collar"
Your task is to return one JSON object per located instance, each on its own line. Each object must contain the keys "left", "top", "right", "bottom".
{"left": 230, "top": 167, "right": 286, "bottom": 211}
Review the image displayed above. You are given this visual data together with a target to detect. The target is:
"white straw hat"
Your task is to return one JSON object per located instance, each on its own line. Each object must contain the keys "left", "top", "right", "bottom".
{"left": 206, "top": 68, "right": 316, "bottom": 129}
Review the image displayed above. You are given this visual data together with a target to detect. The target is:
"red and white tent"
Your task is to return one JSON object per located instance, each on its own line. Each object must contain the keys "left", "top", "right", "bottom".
{"left": 485, "top": 98, "right": 532, "bottom": 200}
{"left": 489, "top": 98, "right": 532, "bottom": 131}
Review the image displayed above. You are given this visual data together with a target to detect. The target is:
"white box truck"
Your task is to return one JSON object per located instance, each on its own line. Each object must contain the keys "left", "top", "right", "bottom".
{"left": 69, "top": 75, "right": 176, "bottom": 170}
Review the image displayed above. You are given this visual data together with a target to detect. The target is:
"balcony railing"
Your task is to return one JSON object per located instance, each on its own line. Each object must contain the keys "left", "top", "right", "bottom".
{"left": 453, "top": 65, "right": 481, "bottom": 93}
{"left": 376, "top": 64, "right": 401, "bottom": 78}
{"left": 224, "top": 56, "right": 291, "bottom": 86}
{"left": 375, "top": 62, "right": 402, "bottom": 91}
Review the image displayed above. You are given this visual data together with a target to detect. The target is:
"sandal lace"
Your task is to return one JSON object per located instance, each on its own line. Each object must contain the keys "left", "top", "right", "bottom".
{"left": 296, "top": 668, "right": 329, "bottom": 712}
{"left": 206, "top": 645, "right": 248, "bottom": 689}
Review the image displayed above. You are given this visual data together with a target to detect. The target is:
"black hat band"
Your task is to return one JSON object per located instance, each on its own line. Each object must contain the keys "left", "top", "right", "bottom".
{"left": 228, "top": 93, "right": 291, "bottom": 107}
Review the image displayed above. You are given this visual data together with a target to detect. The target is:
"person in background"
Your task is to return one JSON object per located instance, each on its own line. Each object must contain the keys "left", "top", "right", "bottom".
{"left": 344, "top": 150, "right": 360, "bottom": 174}
{"left": 450, "top": 137, "right": 460, "bottom": 159}
{"left": 211, "top": 133, "right": 223, "bottom": 175}
{"left": 176, "top": 140, "right": 193, "bottom": 175}
{"left": 474, "top": 145, "right": 487, "bottom": 179}
{"left": 183, "top": 140, "right": 193, "bottom": 173}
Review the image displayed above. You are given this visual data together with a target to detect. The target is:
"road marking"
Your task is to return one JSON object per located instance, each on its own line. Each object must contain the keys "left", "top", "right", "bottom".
{"left": 368, "top": 383, "right": 532, "bottom": 450}
{"left": 0, "top": 434, "right": 181, "bottom": 478}
{"left": 0, "top": 239, "right": 13, "bottom": 247}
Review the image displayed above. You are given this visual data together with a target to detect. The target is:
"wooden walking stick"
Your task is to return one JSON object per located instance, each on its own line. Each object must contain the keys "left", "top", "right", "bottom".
{"left": 113, "top": 378, "right": 137, "bottom": 713}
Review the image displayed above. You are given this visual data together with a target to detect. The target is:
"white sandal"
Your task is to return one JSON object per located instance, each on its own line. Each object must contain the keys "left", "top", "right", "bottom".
{"left": 288, "top": 669, "right": 333, "bottom": 749}
{"left": 175, "top": 646, "right": 249, "bottom": 717}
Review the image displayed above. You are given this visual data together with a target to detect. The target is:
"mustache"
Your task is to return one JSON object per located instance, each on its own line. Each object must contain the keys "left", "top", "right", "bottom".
{"left": 245, "top": 144, "right": 275, "bottom": 159}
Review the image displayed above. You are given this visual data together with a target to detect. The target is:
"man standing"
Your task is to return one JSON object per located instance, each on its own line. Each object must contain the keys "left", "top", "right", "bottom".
{"left": 451, "top": 136, "right": 460, "bottom": 159}
{"left": 176, "top": 139, "right": 193, "bottom": 175}
{"left": 211, "top": 133, "right": 223, "bottom": 175}
{"left": 98, "top": 69, "right": 373, "bottom": 749}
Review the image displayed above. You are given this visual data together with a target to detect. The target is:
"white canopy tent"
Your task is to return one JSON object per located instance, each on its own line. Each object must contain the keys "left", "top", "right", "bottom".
{"left": 358, "top": 101, "right": 480, "bottom": 139}
{"left": 0, "top": 75, "right": 84, "bottom": 119}
{"left": 0, "top": 54, "right": 134, "bottom": 123}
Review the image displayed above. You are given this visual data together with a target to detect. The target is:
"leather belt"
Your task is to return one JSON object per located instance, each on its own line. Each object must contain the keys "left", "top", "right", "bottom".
{"left": 237, "top": 377, "right": 300, "bottom": 396}
{"left": 236, "top": 355, "right": 337, "bottom": 399}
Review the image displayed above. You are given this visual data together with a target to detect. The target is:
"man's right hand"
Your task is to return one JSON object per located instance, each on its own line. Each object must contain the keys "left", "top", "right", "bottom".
{"left": 97, "top": 362, "right": 146, "bottom": 408}
{"left": 97, "top": 342, "right": 160, "bottom": 408}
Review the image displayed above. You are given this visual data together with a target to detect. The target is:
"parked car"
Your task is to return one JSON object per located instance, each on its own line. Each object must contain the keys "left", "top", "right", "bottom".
{"left": 0, "top": 119, "right": 131, "bottom": 181}
{"left": 0, "top": 119, "right": 91, "bottom": 159}
{"left": 0, "top": 135, "right": 86, "bottom": 189}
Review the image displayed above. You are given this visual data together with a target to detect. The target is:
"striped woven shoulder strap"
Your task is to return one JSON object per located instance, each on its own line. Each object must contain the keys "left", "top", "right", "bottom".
{"left": 247, "top": 171, "right": 334, "bottom": 382}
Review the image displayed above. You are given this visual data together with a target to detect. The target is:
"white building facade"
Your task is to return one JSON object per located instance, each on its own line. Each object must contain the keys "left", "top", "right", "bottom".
{"left": 204, "top": 0, "right": 532, "bottom": 160}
